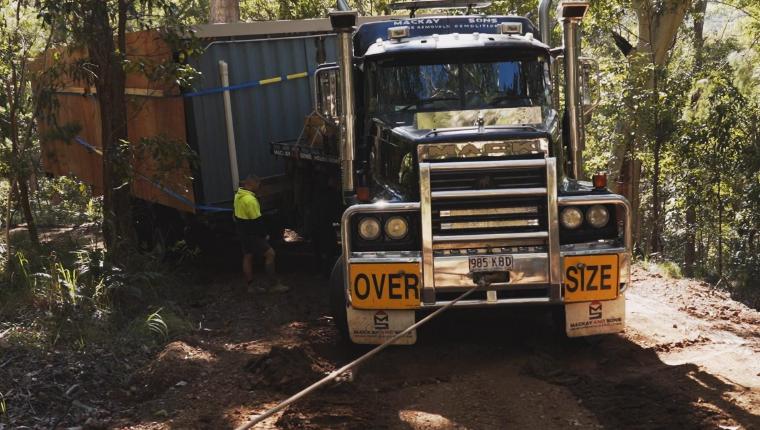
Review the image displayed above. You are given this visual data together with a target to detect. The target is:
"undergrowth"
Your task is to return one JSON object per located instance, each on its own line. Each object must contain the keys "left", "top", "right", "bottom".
{"left": 0, "top": 227, "right": 198, "bottom": 352}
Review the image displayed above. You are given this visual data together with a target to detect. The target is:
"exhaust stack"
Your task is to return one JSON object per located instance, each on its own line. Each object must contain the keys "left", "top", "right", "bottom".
{"left": 558, "top": 0, "right": 589, "bottom": 180}
{"left": 330, "top": 11, "right": 358, "bottom": 194}
{"left": 538, "top": 0, "right": 553, "bottom": 45}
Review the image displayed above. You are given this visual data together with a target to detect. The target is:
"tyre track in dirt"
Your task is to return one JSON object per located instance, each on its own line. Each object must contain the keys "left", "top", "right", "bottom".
{"left": 116, "top": 267, "right": 759, "bottom": 430}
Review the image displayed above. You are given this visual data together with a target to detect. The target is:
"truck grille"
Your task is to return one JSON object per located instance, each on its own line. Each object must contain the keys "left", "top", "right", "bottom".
{"left": 418, "top": 154, "right": 561, "bottom": 303}
{"left": 421, "top": 159, "right": 550, "bottom": 245}
{"left": 430, "top": 164, "right": 548, "bottom": 236}
{"left": 429, "top": 166, "right": 546, "bottom": 191}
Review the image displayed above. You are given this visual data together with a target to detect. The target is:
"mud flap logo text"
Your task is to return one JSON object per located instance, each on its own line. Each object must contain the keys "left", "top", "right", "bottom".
{"left": 589, "top": 301, "right": 602, "bottom": 320}
{"left": 374, "top": 311, "right": 389, "bottom": 330}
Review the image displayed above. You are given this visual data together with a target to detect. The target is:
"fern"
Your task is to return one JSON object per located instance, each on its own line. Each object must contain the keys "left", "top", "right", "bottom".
{"left": 56, "top": 263, "right": 80, "bottom": 305}
{"left": 146, "top": 308, "right": 168, "bottom": 339}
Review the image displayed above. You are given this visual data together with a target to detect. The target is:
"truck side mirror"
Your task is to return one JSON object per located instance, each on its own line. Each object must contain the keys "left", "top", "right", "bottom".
{"left": 314, "top": 64, "right": 341, "bottom": 123}
{"left": 579, "top": 57, "right": 599, "bottom": 122}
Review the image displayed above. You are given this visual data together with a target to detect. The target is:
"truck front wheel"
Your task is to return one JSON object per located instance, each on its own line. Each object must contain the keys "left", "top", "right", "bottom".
{"left": 329, "top": 258, "right": 350, "bottom": 341}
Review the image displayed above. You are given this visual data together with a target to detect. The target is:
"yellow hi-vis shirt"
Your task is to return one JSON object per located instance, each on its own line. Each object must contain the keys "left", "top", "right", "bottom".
{"left": 234, "top": 188, "right": 261, "bottom": 220}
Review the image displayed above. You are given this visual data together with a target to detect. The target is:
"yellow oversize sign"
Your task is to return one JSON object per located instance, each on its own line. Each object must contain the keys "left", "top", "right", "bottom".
{"left": 349, "top": 263, "right": 421, "bottom": 309}
{"left": 563, "top": 254, "right": 619, "bottom": 303}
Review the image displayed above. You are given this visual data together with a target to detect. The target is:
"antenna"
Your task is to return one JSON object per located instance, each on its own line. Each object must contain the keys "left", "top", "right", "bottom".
{"left": 390, "top": 0, "right": 492, "bottom": 17}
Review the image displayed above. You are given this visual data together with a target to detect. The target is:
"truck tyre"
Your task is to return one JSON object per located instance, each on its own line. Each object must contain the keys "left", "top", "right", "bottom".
{"left": 329, "top": 258, "right": 350, "bottom": 342}
{"left": 551, "top": 305, "right": 568, "bottom": 338}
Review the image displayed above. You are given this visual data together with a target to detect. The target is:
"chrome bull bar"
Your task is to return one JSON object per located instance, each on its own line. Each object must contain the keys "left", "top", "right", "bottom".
{"left": 339, "top": 158, "right": 633, "bottom": 308}
{"left": 419, "top": 158, "right": 562, "bottom": 305}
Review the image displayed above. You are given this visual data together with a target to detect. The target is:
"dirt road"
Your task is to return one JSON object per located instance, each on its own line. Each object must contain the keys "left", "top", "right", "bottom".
{"left": 100, "top": 266, "right": 756, "bottom": 430}
{"left": 4, "top": 263, "right": 756, "bottom": 429}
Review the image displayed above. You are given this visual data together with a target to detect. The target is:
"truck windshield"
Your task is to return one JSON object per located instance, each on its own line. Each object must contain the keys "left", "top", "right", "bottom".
{"left": 367, "top": 56, "right": 551, "bottom": 116}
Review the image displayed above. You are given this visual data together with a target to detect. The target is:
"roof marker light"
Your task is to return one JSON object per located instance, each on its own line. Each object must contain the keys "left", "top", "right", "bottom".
{"left": 593, "top": 173, "right": 608, "bottom": 189}
{"left": 497, "top": 22, "right": 523, "bottom": 34}
{"left": 388, "top": 26, "right": 410, "bottom": 41}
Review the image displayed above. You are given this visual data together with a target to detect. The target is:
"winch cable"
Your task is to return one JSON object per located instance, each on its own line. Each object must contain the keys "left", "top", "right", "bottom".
{"left": 234, "top": 279, "right": 488, "bottom": 430}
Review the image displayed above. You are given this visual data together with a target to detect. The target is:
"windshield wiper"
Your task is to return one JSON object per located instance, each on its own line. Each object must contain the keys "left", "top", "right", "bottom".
{"left": 423, "top": 124, "right": 541, "bottom": 137}
{"left": 399, "top": 96, "right": 459, "bottom": 111}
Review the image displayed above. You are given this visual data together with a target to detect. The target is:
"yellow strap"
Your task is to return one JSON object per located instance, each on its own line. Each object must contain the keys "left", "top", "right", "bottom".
{"left": 258, "top": 76, "right": 283, "bottom": 85}
{"left": 286, "top": 72, "right": 309, "bottom": 80}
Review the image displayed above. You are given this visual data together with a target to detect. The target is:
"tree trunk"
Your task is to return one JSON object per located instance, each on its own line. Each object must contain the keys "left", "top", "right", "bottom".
{"left": 86, "top": 0, "right": 135, "bottom": 259}
{"left": 684, "top": 205, "right": 697, "bottom": 276}
{"left": 683, "top": 0, "right": 707, "bottom": 277}
{"left": 210, "top": 0, "right": 240, "bottom": 23}
{"left": 717, "top": 179, "right": 723, "bottom": 279}
{"left": 649, "top": 136, "right": 663, "bottom": 254}
{"left": 17, "top": 179, "right": 37, "bottom": 247}
{"left": 5, "top": 180, "right": 15, "bottom": 276}
{"left": 692, "top": 0, "right": 707, "bottom": 70}
{"left": 4, "top": 34, "right": 39, "bottom": 250}
{"left": 609, "top": 0, "right": 692, "bottom": 245}
{"left": 278, "top": 0, "right": 292, "bottom": 20}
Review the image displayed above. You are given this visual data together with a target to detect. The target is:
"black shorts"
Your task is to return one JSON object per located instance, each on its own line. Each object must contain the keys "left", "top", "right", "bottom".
{"left": 240, "top": 235, "right": 271, "bottom": 256}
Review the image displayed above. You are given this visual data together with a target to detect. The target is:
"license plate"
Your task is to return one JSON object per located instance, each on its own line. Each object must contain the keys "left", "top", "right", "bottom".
{"left": 349, "top": 263, "right": 421, "bottom": 309}
{"left": 468, "top": 255, "right": 513, "bottom": 273}
{"left": 563, "top": 254, "right": 619, "bottom": 303}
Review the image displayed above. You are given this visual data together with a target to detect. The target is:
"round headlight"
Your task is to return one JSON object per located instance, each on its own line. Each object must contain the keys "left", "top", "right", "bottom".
{"left": 385, "top": 216, "right": 409, "bottom": 240}
{"left": 586, "top": 205, "right": 610, "bottom": 228}
{"left": 561, "top": 207, "right": 583, "bottom": 229}
{"left": 358, "top": 217, "right": 381, "bottom": 240}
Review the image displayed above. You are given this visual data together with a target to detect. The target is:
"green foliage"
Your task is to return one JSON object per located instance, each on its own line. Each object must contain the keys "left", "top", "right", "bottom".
{"left": 580, "top": 0, "right": 760, "bottom": 302}
{"left": 0, "top": 226, "right": 198, "bottom": 350}
{"left": 648, "top": 260, "right": 683, "bottom": 279}
{"left": 145, "top": 307, "right": 169, "bottom": 339}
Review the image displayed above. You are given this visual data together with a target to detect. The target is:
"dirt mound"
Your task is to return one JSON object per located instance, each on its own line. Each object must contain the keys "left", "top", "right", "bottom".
{"left": 131, "top": 340, "right": 215, "bottom": 399}
{"left": 244, "top": 345, "right": 330, "bottom": 393}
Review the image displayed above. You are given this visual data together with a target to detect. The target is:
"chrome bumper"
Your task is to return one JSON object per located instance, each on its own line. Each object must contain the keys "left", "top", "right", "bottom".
{"left": 340, "top": 159, "right": 633, "bottom": 309}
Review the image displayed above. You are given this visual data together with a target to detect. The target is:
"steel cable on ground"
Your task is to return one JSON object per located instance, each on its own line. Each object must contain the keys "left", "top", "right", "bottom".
{"left": 234, "top": 281, "right": 488, "bottom": 430}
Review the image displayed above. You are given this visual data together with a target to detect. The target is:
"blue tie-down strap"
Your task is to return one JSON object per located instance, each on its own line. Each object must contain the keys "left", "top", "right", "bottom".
{"left": 70, "top": 136, "right": 232, "bottom": 213}
{"left": 183, "top": 70, "right": 313, "bottom": 98}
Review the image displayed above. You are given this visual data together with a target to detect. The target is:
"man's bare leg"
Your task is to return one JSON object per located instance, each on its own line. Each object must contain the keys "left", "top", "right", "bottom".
{"left": 243, "top": 253, "right": 255, "bottom": 283}
{"left": 243, "top": 253, "right": 264, "bottom": 293}
{"left": 264, "top": 248, "right": 289, "bottom": 293}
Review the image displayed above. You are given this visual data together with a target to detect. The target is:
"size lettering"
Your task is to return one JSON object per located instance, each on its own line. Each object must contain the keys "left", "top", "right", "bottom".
{"left": 565, "top": 264, "right": 613, "bottom": 292}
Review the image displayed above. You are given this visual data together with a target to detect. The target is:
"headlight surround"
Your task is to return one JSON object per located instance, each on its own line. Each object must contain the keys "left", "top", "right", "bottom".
{"left": 358, "top": 217, "right": 381, "bottom": 240}
{"left": 586, "top": 205, "right": 610, "bottom": 228}
{"left": 560, "top": 207, "right": 584, "bottom": 229}
{"left": 384, "top": 216, "right": 409, "bottom": 240}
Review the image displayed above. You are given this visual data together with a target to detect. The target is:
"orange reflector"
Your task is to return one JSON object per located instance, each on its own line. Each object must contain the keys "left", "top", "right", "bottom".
{"left": 593, "top": 173, "right": 607, "bottom": 189}
{"left": 357, "top": 186, "right": 370, "bottom": 202}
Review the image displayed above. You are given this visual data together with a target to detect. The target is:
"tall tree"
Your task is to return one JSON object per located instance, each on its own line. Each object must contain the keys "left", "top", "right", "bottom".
{"left": 210, "top": 0, "right": 240, "bottom": 23}
{"left": 683, "top": 0, "right": 707, "bottom": 276}
{"left": 606, "top": 0, "right": 692, "bottom": 252}
{"left": 38, "top": 0, "right": 195, "bottom": 261}
{"left": 88, "top": 0, "right": 135, "bottom": 258}
{"left": 0, "top": 0, "right": 46, "bottom": 266}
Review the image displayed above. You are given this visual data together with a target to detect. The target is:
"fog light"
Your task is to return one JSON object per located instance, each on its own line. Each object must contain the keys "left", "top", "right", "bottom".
{"left": 586, "top": 205, "right": 609, "bottom": 228}
{"left": 385, "top": 216, "right": 409, "bottom": 240}
{"left": 561, "top": 207, "right": 583, "bottom": 229}
{"left": 358, "top": 217, "right": 381, "bottom": 240}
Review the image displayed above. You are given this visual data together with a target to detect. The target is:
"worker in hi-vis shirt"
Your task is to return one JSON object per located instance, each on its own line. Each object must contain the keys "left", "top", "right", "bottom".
{"left": 234, "top": 174, "right": 289, "bottom": 294}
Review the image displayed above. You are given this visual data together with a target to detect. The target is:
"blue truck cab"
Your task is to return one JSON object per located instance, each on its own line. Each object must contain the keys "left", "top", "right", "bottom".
{"left": 303, "top": 2, "right": 633, "bottom": 344}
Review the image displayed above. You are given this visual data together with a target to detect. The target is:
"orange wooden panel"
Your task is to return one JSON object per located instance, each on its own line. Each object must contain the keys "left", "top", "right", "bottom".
{"left": 36, "top": 30, "right": 195, "bottom": 213}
